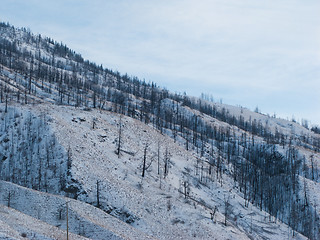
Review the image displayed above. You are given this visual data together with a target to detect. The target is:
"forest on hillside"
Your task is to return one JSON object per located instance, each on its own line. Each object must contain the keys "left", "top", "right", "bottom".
{"left": 1, "top": 22, "right": 320, "bottom": 238}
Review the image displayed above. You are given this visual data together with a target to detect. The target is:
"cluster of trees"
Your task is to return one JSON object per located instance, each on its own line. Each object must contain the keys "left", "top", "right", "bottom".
{"left": 0, "top": 106, "right": 87, "bottom": 200}
{"left": 0, "top": 21, "right": 319, "bottom": 153}
{"left": 1, "top": 22, "right": 319, "bottom": 238}
{"left": 0, "top": 107, "right": 68, "bottom": 193}
{"left": 312, "top": 126, "right": 320, "bottom": 134}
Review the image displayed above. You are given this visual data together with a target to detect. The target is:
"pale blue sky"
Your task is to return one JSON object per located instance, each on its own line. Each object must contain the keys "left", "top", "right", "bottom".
{"left": 1, "top": 0, "right": 320, "bottom": 125}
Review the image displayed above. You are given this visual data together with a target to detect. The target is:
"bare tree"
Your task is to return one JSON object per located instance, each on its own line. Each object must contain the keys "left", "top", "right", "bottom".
{"left": 210, "top": 206, "right": 218, "bottom": 223}
{"left": 5, "top": 190, "right": 14, "bottom": 208}
{"left": 157, "top": 140, "right": 161, "bottom": 175}
{"left": 142, "top": 143, "right": 148, "bottom": 177}
{"left": 164, "top": 147, "right": 170, "bottom": 178}
{"left": 5, "top": 94, "right": 8, "bottom": 113}
{"left": 92, "top": 117, "right": 97, "bottom": 129}
{"left": 116, "top": 115, "right": 122, "bottom": 157}
{"left": 183, "top": 180, "right": 190, "bottom": 199}
{"left": 224, "top": 195, "right": 231, "bottom": 226}
{"left": 96, "top": 180, "right": 101, "bottom": 208}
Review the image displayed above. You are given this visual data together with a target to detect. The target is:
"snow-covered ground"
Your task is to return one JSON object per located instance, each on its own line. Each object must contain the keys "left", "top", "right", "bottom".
{"left": 0, "top": 103, "right": 308, "bottom": 240}
{"left": 0, "top": 23, "right": 319, "bottom": 239}
{"left": 0, "top": 180, "right": 155, "bottom": 240}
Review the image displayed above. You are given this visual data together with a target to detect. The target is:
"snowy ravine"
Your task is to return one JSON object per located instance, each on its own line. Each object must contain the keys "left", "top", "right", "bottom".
{"left": 0, "top": 103, "right": 308, "bottom": 239}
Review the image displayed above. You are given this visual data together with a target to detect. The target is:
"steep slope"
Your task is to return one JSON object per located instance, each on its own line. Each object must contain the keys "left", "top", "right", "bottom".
{"left": 2, "top": 102, "right": 307, "bottom": 240}
{"left": 0, "top": 180, "right": 155, "bottom": 240}
{"left": 0, "top": 22, "right": 319, "bottom": 239}
{"left": 0, "top": 204, "right": 89, "bottom": 240}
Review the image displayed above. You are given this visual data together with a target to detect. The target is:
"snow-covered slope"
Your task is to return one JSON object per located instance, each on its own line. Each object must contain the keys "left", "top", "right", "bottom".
{"left": 0, "top": 103, "right": 309, "bottom": 239}
{"left": 0, "top": 22, "right": 319, "bottom": 239}
{"left": 0, "top": 204, "right": 89, "bottom": 240}
{"left": 0, "top": 180, "right": 155, "bottom": 240}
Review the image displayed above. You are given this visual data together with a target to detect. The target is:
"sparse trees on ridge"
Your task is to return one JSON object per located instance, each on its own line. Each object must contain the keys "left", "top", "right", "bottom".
{"left": 1, "top": 22, "right": 320, "bottom": 238}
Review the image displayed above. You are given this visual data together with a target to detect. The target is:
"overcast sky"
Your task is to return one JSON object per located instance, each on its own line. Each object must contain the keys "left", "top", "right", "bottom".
{"left": 1, "top": 0, "right": 320, "bottom": 125}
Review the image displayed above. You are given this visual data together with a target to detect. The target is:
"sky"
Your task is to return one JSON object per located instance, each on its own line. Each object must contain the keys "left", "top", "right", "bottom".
{"left": 1, "top": 0, "right": 320, "bottom": 125}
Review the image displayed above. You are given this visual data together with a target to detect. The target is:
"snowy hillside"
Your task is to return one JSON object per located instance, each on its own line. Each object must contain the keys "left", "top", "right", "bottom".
{"left": 0, "top": 180, "right": 154, "bottom": 240}
{"left": 0, "top": 22, "right": 319, "bottom": 239}
{"left": 0, "top": 103, "right": 311, "bottom": 239}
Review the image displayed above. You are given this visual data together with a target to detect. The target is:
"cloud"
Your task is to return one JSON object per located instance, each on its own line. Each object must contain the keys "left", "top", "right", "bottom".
{"left": 1, "top": 0, "right": 320, "bottom": 124}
